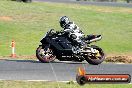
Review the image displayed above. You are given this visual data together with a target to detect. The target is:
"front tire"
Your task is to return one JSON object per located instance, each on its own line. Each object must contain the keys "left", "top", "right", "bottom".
{"left": 84, "top": 45, "right": 105, "bottom": 65}
{"left": 36, "top": 45, "right": 56, "bottom": 63}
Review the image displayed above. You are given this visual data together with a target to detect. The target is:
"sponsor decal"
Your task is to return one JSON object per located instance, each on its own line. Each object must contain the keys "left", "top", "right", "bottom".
{"left": 76, "top": 67, "right": 131, "bottom": 85}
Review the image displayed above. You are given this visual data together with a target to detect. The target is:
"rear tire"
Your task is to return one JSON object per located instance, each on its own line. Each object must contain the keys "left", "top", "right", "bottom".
{"left": 84, "top": 45, "right": 105, "bottom": 65}
{"left": 36, "top": 45, "right": 56, "bottom": 63}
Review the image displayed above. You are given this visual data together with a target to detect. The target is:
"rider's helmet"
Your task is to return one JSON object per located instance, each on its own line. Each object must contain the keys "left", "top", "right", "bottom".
{"left": 59, "top": 16, "right": 70, "bottom": 28}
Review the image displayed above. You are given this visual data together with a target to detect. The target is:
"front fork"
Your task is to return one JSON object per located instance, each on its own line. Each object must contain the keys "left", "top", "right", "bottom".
{"left": 81, "top": 46, "right": 100, "bottom": 56}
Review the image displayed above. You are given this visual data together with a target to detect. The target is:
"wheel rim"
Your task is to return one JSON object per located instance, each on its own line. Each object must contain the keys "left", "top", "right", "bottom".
{"left": 89, "top": 48, "right": 104, "bottom": 60}
{"left": 38, "top": 47, "right": 55, "bottom": 62}
{"left": 95, "top": 49, "right": 104, "bottom": 60}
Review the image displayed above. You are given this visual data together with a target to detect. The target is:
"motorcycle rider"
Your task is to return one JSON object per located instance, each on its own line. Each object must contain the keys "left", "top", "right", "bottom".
{"left": 59, "top": 16, "right": 85, "bottom": 48}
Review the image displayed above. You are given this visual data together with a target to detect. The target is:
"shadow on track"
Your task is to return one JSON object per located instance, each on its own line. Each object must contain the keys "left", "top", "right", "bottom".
{"left": 4, "top": 59, "right": 87, "bottom": 64}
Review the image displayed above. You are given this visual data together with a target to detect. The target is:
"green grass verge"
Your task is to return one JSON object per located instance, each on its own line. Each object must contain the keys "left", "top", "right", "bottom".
{"left": 0, "top": 81, "right": 131, "bottom": 88}
{"left": 0, "top": 1, "right": 132, "bottom": 56}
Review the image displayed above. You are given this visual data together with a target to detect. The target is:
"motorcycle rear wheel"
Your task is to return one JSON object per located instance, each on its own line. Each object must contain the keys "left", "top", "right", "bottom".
{"left": 36, "top": 45, "right": 56, "bottom": 63}
{"left": 84, "top": 45, "right": 105, "bottom": 65}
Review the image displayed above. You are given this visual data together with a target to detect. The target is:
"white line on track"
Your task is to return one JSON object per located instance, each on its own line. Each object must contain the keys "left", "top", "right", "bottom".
{"left": 0, "top": 79, "right": 76, "bottom": 83}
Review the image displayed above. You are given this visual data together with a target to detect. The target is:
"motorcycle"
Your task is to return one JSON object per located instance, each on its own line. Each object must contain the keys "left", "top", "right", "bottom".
{"left": 36, "top": 29, "right": 105, "bottom": 65}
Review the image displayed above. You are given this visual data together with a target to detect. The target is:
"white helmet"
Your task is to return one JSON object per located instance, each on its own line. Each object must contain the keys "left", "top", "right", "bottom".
{"left": 59, "top": 16, "right": 70, "bottom": 28}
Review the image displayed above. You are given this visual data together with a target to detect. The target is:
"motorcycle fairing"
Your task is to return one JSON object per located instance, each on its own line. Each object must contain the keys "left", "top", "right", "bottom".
{"left": 41, "top": 36, "right": 73, "bottom": 56}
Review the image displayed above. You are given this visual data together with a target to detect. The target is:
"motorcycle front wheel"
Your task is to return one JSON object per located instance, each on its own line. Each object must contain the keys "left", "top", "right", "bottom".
{"left": 84, "top": 45, "right": 105, "bottom": 65}
{"left": 36, "top": 45, "right": 56, "bottom": 63}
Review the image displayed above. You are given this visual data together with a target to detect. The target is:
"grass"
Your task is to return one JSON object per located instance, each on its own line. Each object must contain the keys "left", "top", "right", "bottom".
{"left": 0, "top": 81, "right": 131, "bottom": 88}
{"left": 0, "top": 1, "right": 132, "bottom": 56}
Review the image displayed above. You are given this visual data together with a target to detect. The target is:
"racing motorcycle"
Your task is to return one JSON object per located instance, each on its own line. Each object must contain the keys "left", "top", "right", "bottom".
{"left": 36, "top": 29, "right": 105, "bottom": 65}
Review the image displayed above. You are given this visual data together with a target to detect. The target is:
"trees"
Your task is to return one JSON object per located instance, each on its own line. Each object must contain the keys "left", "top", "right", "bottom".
{"left": 126, "top": 0, "right": 130, "bottom": 3}
{"left": 16, "top": 0, "right": 32, "bottom": 3}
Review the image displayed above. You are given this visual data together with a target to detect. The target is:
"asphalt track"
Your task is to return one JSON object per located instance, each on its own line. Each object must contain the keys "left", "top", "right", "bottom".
{"left": 34, "top": 0, "right": 132, "bottom": 8}
{"left": 1, "top": 1, "right": 132, "bottom": 82}
{"left": 0, "top": 59, "right": 132, "bottom": 82}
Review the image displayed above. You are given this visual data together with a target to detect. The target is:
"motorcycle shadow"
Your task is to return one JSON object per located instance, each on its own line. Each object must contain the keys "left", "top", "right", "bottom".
{"left": 53, "top": 60, "right": 87, "bottom": 64}
{"left": 4, "top": 59, "right": 40, "bottom": 63}
{"left": 4, "top": 59, "right": 87, "bottom": 64}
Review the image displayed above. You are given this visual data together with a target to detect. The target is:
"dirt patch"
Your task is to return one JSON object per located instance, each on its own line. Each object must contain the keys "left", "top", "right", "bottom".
{"left": 0, "top": 55, "right": 36, "bottom": 60}
{"left": 105, "top": 55, "right": 132, "bottom": 63}
{"left": 18, "top": 54, "right": 132, "bottom": 63}
{"left": 89, "top": 5, "right": 132, "bottom": 13}
{"left": 16, "top": 55, "right": 36, "bottom": 59}
{"left": 0, "top": 54, "right": 132, "bottom": 63}
{"left": 0, "top": 16, "right": 13, "bottom": 21}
